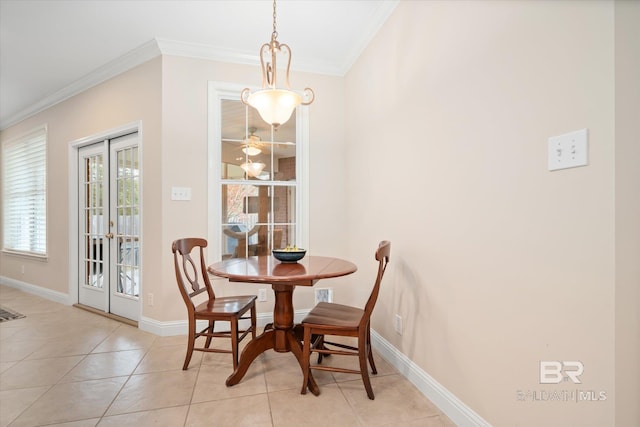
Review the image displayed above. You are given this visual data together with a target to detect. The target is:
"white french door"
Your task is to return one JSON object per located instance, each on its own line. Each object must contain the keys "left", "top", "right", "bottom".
{"left": 78, "top": 133, "right": 140, "bottom": 321}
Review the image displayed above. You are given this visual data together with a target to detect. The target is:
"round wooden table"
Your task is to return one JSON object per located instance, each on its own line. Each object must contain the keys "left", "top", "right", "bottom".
{"left": 208, "top": 255, "right": 357, "bottom": 395}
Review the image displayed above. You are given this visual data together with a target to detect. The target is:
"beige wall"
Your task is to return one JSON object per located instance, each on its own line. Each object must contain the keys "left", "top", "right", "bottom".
{"left": 344, "top": 1, "right": 617, "bottom": 426}
{"left": 0, "top": 58, "right": 163, "bottom": 302}
{"left": 0, "top": 53, "right": 346, "bottom": 322}
{"left": 615, "top": 1, "right": 640, "bottom": 426}
{"left": 152, "top": 55, "right": 347, "bottom": 320}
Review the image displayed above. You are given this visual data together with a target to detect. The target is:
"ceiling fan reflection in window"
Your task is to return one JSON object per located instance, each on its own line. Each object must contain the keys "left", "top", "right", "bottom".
{"left": 241, "top": 129, "right": 263, "bottom": 156}
{"left": 221, "top": 127, "right": 295, "bottom": 180}
{"left": 222, "top": 127, "right": 296, "bottom": 156}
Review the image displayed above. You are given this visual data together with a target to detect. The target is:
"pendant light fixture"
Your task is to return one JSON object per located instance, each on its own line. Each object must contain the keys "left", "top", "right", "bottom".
{"left": 240, "top": 159, "right": 266, "bottom": 178}
{"left": 241, "top": 0, "right": 314, "bottom": 129}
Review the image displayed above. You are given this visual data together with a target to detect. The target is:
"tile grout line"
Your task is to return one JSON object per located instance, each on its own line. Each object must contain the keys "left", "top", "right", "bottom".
{"left": 95, "top": 327, "right": 158, "bottom": 425}
{"left": 183, "top": 354, "right": 203, "bottom": 427}
{"left": 261, "top": 354, "right": 276, "bottom": 427}
{"left": 3, "top": 383, "right": 55, "bottom": 426}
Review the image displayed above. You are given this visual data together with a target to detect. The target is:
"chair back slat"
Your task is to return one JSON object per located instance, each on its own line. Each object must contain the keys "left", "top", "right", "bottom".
{"left": 362, "top": 240, "right": 391, "bottom": 325}
{"left": 172, "top": 238, "right": 215, "bottom": 308}
{"left": 181, "top": 253, "right": 203, "bottom": 293}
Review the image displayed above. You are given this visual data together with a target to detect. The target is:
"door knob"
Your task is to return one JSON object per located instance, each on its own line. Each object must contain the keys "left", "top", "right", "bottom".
{"left": 105, "top": 233, "right": 114, "bottom": 239}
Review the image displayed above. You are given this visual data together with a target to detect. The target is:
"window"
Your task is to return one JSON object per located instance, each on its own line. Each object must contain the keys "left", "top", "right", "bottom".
{"left": 208, "top": 83, "right": 309, "bottom": 261}
{"left": 2, "top": 126, "right": 47, "bottom": 256}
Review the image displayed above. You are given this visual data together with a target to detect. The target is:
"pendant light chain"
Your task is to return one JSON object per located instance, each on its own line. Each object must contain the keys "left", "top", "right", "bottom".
{"left": 271, "top": 0, "right": 278, "bottom": 41}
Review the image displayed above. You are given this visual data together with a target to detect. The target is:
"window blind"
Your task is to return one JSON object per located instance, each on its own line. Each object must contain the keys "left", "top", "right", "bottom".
{"left": 2, "top": 126, "right": 47, "bottom": 256}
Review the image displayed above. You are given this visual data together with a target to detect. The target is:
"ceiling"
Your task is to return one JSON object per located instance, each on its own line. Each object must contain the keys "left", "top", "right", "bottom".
{"left": 0, "top": 0, "right": 399, "bottom": 130}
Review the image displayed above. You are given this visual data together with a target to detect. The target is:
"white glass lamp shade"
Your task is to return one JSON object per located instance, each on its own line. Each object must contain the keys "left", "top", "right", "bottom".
{"left": 247, "top": 89, "right": 301, "bottom": 127}
{"left": 240, "top": 161, "right": 266, "bottom": 177}
{"left": 242, "top": 145, "right": 262, "bottom": 156}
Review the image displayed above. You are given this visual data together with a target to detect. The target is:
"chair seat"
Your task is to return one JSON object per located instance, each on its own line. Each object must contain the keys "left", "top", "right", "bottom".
{"left": 195, "top": 295, "right": 257, "bottom": 317}
{"left": 302, "top": 302, "right": 364, "bottom": 329}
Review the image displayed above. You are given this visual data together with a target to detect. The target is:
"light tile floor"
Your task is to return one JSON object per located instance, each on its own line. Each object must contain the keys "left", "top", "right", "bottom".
{"left": 0, "top": 285, "right": 456, "bottom": 427}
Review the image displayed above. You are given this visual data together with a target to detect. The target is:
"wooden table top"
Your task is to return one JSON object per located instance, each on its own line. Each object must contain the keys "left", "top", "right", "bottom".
{"left": 208, "top": 255, "right": 357, "bottom": 286}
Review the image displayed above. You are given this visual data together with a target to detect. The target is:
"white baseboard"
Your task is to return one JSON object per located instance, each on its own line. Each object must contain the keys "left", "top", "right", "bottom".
{"left": 0, "top": 278, "right": 489, "bottom": 426}
{"left": 370, "top": 330, "right": 491, "bottom": 427}
{"left": 139, "top": 312, "right": 271, "bottom": 336}
{"left": 0, "top": 276, "right": 70, "bottom": 305}
{"left": 139, "top": 311, "right": 490, "bottom": 426}
{"left": 139, "top": 309, "right": 312, "bottom": 337}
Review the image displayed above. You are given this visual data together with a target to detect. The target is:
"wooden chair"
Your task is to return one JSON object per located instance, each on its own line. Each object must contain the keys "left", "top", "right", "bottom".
{"left": 172, "top": 238, "right": 257, "bottom": 370}
{"left": 300, "top": 240, "right": 390, "bottom": 399}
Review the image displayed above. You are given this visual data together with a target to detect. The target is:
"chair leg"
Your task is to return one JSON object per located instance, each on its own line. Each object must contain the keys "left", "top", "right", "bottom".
{"left": 301, "top": 326, "right": 312, "bottom": 395}
{"left": 231, "top": 319, "right": 239, "bottom": 370}
{"left": 359, "top": 330, "right": 375, "bottom": 400}
{"left": 204, "top": 320, "right": 214, "bottom": 348}
{"left": 250, "top": 305, "right": 257, "bottom": 339}
{"left": 183, "top": 318, "right": 196, "bottom": 370}
{"left": 316, "top": 335, "right": 325, "bottom": 364}
{"left": 366, "top": 325, "right": 377, "bottom": 375}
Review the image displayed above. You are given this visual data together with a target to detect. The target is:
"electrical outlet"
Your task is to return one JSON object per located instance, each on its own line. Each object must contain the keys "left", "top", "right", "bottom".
{"left": 148, "top": 293, "right": 154, "bottom": 306}
{"left": 258, "top": 288, "right": 267, "bottom": 302}
{"left": 394, "top": 314, "right": 403, "bottom": 335}
{"left": 21, "top": 265, "right": 25, "bottom": 274}
{"left": 315, "top": 288, "right": 333, "bottom": 304}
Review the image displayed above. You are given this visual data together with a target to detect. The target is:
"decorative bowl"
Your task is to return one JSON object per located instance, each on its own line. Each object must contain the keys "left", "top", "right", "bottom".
{"left": 272, "top": 248, "right": 306, "bottom": 263}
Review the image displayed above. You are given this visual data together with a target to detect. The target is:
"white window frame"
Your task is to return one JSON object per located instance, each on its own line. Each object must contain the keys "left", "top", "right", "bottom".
{"left": 2, "top": 125, "right": 48, "bottom": 258}
{"left": 207, "top": 82, "right": 310, "bottom": 261}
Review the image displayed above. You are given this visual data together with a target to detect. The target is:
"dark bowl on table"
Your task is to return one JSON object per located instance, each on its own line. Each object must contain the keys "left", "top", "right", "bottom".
{"left": 272, "top": 249, "right": 306, "bottom": 263}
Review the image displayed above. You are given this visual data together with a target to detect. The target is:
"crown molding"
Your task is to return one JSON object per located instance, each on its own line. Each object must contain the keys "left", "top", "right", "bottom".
{"left": 155, "top": 37, "right": 344, "bottom": 76}
{"left": 0, "top": 37, "right": 335, "bottom": 130}
{"left": 155, "top": 38, "right": 256, "bottom": 66}
{"left": 340, "top": 0, "right": 400, "bottom": 75}
{"left": 0, "top": 38, "right": 333, "bottom": 130}
{"left": 1, "top": 0, "right": 400, "bottom": 131}
{"left": 0, "top": 39, "right": 161, "bottom": 130}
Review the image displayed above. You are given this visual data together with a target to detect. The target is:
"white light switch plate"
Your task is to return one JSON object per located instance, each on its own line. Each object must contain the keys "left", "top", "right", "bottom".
{"left": 171, "top": 186, "right": 191, "bottom": 201}
{"left": 548, "top": 129, "right": 588, "bottom": 171}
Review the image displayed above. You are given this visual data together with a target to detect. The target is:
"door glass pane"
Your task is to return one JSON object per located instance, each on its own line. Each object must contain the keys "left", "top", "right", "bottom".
{"left": 115, "top": 146, "right": 140, "bottom": 297}
{"left": 82, "top": 154, "right": 104, "bottom": 288}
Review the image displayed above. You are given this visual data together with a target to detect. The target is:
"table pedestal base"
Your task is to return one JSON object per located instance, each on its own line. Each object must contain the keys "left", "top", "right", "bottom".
{"left": 225, "top": 284, "right": 319, "bottom": 395}
{"left": 225, "top": 329, "right": 319, "bottom": 395}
